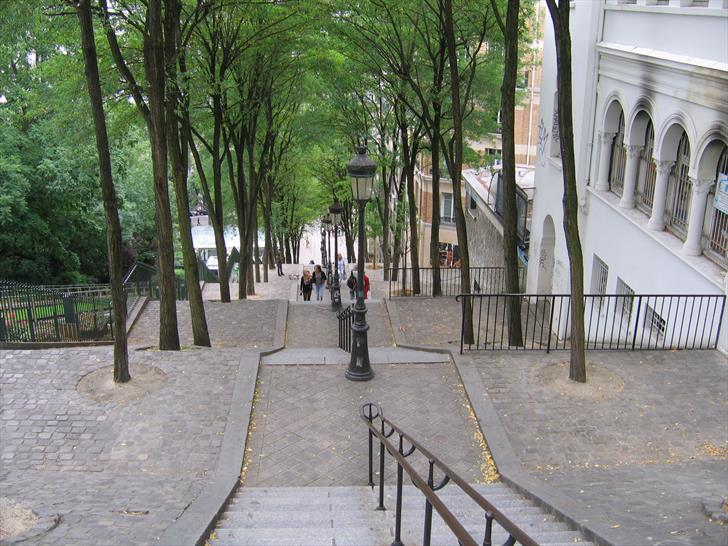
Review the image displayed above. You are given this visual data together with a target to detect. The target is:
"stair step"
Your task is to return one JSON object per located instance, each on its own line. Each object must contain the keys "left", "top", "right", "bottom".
{"left": 212, "top": 484, "right": 595, "bottom": 546}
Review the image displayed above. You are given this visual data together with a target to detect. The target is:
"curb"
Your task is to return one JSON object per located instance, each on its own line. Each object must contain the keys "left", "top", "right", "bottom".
{"left": 386, "top": 298, "right": 613, "bottom": 546}
{"left": 272, "top": 300, "right": 288, "bottom": 351}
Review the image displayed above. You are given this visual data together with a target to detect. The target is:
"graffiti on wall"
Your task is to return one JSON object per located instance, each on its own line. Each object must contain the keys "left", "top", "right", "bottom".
{"left": 536, "top": 117, "right": 549, "bottom": 167}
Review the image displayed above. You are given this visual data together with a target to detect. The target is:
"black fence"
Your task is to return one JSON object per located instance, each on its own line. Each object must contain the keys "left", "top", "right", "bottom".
{"left": 388, "top": 266, "right": 525, "bottom": 298}
{"left": 1, "top": 262, "right": 188, "bottom": 344}
{"left": 457, "top": 293, "right": 726, "bottom": 353}
{"left": 337, "top": 304, "right": 354, "bottom": 352}
{"left": 0, "top": 280, "right": 114, "bottom": 343}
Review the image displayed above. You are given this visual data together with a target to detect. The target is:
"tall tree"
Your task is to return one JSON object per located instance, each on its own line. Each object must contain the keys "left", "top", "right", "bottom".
{"left": 164, "top": 0, "right": 211, "bottom": 346}
{"left": 545, "top": 0, "right": 587, "bottom": 382}
{"left": 491, "top": 0, "right": 524, "bottom": 347}
{"left": 75, "top": 0, "right": 129, "bottom": 381}
{"left": 101, "top": 0, "right": 180, "bottom": 350}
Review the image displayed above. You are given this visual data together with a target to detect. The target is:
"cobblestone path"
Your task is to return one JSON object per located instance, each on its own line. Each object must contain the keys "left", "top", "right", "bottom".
{"left": 243, "top": 361, "right": 488, "bottom": 488}
{"left": 390, "top": 298, "right": 462, "bottom": 347}
{"left": 464, "top": 349, "right": 728, "bottom": 546}
{"left": 0, "top": 347, "right": 243, "bottom": 545}
{"left": 128, "top": 299, "right": 278, "bottom": 348}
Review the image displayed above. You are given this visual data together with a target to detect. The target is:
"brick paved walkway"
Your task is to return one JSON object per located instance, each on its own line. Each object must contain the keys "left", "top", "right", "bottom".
{"left": 389, "top": 298, "right": 462, "bottom": 347}
{"left": 128, "top": 299, "right": 278, "bottom": 348}
{"left": 243, "top": 361, "right": 487, "bottom": 488}
{"left": 461, "top": 350, "right": 728, "bottom": 546}
{"left": 0, "top": 347, "right": 244, "bottom": 545}
{"left": 286, "top": 302, "right": 393, "bottom": 348}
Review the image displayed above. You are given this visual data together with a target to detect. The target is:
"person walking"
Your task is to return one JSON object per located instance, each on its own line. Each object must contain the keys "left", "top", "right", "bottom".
{"left": 276, "top": 251, "right": 284, "bottom": 277}
{"left": 300, "top": 269, "right": 313, "bottom": 301}
{"left": 346, "top": 271, "right": 357, "bottom": 301}
{"left": 313, "top": 265, "right": 327, "bottom": 301}
{"left": 336, "top": 253, "right": 346, "bottom": 279}
{"left": 362, "top": 271, "right": 371, "bottom": 300}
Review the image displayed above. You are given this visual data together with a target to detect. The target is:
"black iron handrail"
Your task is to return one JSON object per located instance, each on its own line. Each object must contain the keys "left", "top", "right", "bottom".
{"left": 456, "top": 293, "right": 726, "bottom": 354}
{"left": 388, "top": 266, "right": 525, "bottom": 298}
{"left": 337, "top": 304, "right": 354, "bottom": 352}
{"left": 360, "top": 402, "right": 538, "bottom": 546}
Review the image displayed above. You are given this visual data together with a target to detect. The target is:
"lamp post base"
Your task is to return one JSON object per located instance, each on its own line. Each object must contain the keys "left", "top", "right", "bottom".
{"left": 346, "top": 303, "right": 373, "bottom": 381}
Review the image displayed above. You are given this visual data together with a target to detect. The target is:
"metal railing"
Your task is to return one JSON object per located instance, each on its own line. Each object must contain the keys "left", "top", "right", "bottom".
{"left": 0, "top": 280, "right": 114, "bottom": 343}
{"left": 388, "top": 266, "right": 525, "bottom": 298}
{"left": 456, "top": 293, "right": 726, "bottom": 353}
{"left": 361, "top": 402, "right": 537, "bottom": 546}
{"left": 337, "top": 304, "right": 354, "bottom": 352}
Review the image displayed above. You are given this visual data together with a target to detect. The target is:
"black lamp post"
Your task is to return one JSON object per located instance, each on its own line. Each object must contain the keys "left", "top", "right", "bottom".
{"left": 320, "top": 216, "right": 330, "bottom": 267}
{"left": 345, "top": 146, "right": 376, "bottom": 381}
{"left": 322, "top": 215, "right": 332, "bottom": 278}
{"left": 330, "top": 200, "right": 343, "bottom": 309}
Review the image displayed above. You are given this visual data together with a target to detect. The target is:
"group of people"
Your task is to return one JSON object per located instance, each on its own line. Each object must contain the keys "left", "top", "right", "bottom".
{"left": 299, "top": 253, "right": 370, "bottom": 302}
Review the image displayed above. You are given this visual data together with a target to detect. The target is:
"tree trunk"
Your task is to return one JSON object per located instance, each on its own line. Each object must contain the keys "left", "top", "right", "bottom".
{"left": 284, "top": 235, "right": 292, "bottom": 263}
{"left": 493, "top": 0, "right": 524, "bottom": 347}
{"left": 163, "top": 0, "right": 210, "bottom": 347}
{"left": 443, "top": 0, "right": 472, "bottom": 343}
{"left": 254, "top": 212, "right": 261, "bottom": 283}
{"left": 546, "top": 0, "right": 587, "bottom": 382}
{"left": 143, "top": 0, "right": 179, "bottom": 350}
{"left": 430, "top": 112, "right": 442, "bottom": 297}
{"left": 401, "top": 117, "right": 421, "bottom": 295}
{"left": 77, "top": 0, "right": 130, "bottom": 382}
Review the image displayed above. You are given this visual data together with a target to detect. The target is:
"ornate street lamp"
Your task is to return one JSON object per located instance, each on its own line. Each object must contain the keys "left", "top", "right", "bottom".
{"left": 329, "top": 199, "right": 343, "bottom": 309}
{"left": 322, "top": 214, "right": 333, "bottom": 276}
{"left": 321, "top": 215, "right": 331, "bottom": 267}
{"left": 345, "top": 146, "right": 376, "bottom": 381}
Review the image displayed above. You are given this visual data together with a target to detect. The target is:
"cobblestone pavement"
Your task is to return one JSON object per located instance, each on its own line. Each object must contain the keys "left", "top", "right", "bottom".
{"left": 243, "top": 362, "right": 488, "bottom": 488}
{"left": 0, "top": 347, "right": 243, "bottom": 545}
{"left": 463, "top": 350, "right": 728, "bottom": 545}
{"left": 128, "top": 299, "right": 278, "bottom": 348}
{"left": 286, "top": 302, "right": 393, "bottom": 348}
{"left": 389, "top": 297, "right": 462, "bottom": 347}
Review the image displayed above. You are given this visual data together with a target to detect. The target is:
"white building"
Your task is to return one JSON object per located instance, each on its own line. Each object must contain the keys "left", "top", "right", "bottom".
{"left": 527, "top": 0, "right": 728, "bottom": 351}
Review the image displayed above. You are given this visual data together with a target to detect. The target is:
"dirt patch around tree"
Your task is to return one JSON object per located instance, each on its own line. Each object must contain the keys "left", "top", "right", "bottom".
{"left": 536, "top": 361, "right": 624, "bottom": 401}
{"left": 0, "top": 498, "right": 37, "bottom": 540}
{"left": 77, "top": 364, "right": 168, "bottom": 405}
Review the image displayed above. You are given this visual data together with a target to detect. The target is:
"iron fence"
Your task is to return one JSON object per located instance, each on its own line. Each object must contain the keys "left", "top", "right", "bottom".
{"left": 388, "top": 266, "right": 525, "bottom": 298}
{"left": 457, "top": 293, "right": 726, "bottom": 353}
{"left": 337, "top": 304, "right": 354, "bottom": 352}
{"left": 361, "top": 402, "right": 538, "bottom": 546}
{"left": 0, "top": 280, "right": 114, "bottom": 343}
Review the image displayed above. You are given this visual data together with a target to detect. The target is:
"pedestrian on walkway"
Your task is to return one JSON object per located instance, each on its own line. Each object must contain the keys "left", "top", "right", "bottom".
{"left": 313, "top": 265, "right": 327, "bottom": 301}
{"left": 337, "top": 253, "right": 346, "bottom": 278}
{"left": 300, "top": 269, "right": 313, "bottom": 301}
{"left": 276, "top": 251, "right": 284, "bottom": 276}
{"left": 363, "top": 271, "right": 370, "bottom": 300}
{"left": 346, "top": 271, "right": 357, "bottom": 301}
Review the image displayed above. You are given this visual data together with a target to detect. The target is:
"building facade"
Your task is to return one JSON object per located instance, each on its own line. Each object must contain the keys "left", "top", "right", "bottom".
{"left": 527, "top": 0, "right": 728, "bottom": 350}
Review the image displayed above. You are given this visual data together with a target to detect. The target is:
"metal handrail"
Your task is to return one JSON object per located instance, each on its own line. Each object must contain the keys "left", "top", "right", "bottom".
{"left": 360, "top": 402, "right": 538, "bottom": 546}
{"left": 388, "top": 266, "right": 526, "bottom": 298}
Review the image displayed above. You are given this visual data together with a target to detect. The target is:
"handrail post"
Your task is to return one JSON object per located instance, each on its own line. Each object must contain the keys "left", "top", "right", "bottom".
{"left": 391, "top": 434, "right": 405, "bottom": 546}
{"left": 377, "top": 420, "right": 386, "bottom": 511}
{"left": 423, "top": 460, "right": 435, "bottom": 546}
{"left": 483, "top": 511, "right": 494, "bottom": 546}
{"left": 367, "top": 410, "right": 374, "bottom": 488}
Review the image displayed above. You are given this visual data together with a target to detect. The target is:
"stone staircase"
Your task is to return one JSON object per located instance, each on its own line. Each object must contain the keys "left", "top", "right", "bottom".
{"left": 211, "top": 483, "right": 595, "bottom": 546}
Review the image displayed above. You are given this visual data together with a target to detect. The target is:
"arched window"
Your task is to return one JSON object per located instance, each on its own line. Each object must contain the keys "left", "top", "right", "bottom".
{"left": 666, "top": 131, "right": 692, "bottom": 239}
{"left": 703, "top": 145, "right": 728, "bottom": 265}
{"left": 609, "top": 112, "right": 626, "bottom": 196}
{"left": 636, "top": 120, "right": 656, "bottom": 214}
